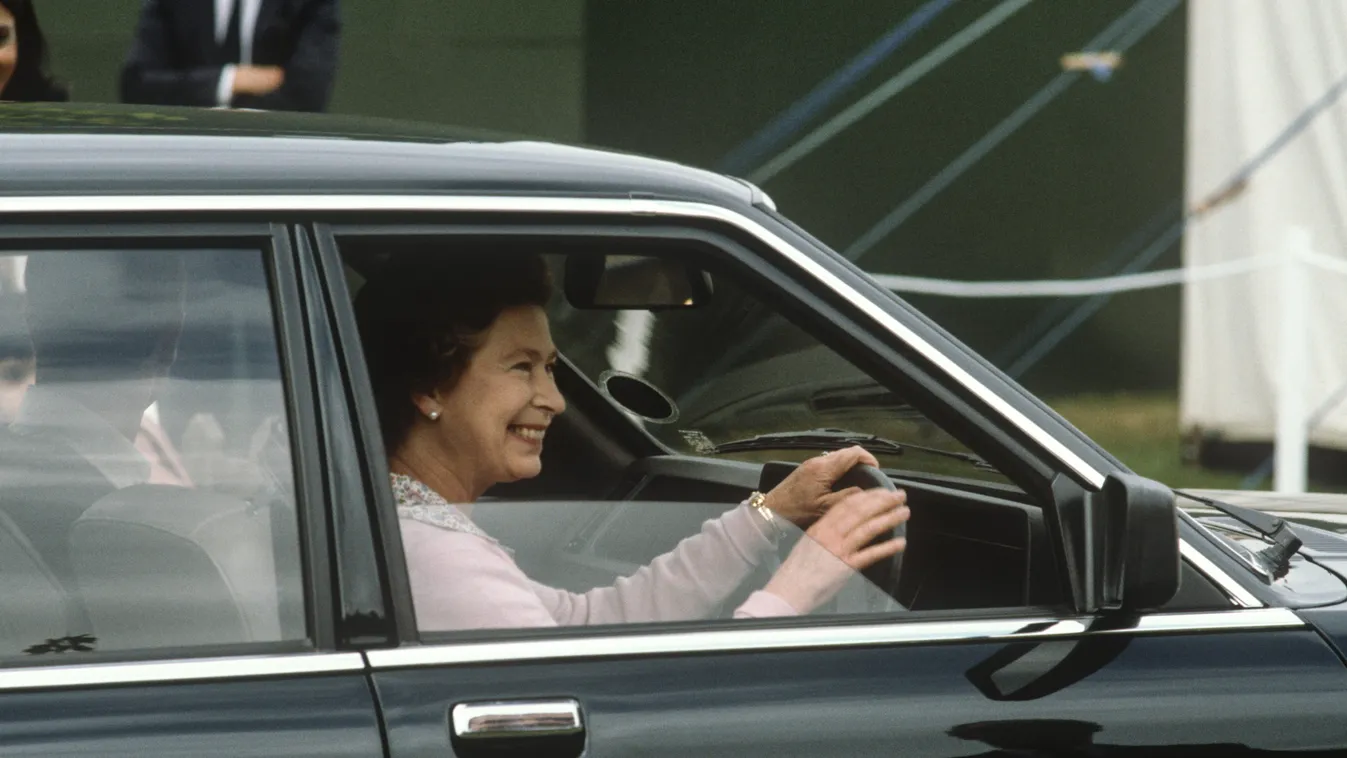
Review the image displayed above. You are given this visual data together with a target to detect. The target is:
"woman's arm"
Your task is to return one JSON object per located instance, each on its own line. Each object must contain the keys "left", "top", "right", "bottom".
{"left": 401, "top": 520, "right": 560, "bottom": 631}
{"left": 529, "top": 504, "right": 795, "bottom": 625}
{"left": 404, "top": 503, "right": 792, "bottom": 635}
{"left": 401, "top": 505, "right": 796, "bottom": 632}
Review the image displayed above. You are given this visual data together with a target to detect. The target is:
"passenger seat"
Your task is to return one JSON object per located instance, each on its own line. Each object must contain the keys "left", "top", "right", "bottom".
{"left": 70, "top": 485, "right": 284, "bottom": 651}
{"left": 0, "top": 509, "right": 81, "bottom": 657}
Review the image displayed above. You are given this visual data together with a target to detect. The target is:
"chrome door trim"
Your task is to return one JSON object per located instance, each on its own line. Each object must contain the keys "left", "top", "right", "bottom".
{"left": 0, "top": 651, "right": 365, "bottom": 692}
{"left": 0, "top": 193, "right": 1105, "bottom": 488}
{"left": 1089, "top": 608, "right": 1295, "bottom": 635}
{"left": 452, "top": 699, "right": 584, "bottom": 740}
{"left": 1180, "top": 538, "right": 1262, "bottom": 608}
{"left": 367, "top": 607, "right": 1301, "bottom": 670}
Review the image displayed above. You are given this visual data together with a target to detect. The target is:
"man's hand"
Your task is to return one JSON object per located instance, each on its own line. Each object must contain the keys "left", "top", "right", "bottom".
{"left": 233, "top": 65, "right": 285, "bottom": 96}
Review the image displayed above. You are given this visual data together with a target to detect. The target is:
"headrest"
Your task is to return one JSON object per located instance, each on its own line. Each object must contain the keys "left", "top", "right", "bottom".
{"left": 70, "top": 484, "right": 283, "bottom": 651}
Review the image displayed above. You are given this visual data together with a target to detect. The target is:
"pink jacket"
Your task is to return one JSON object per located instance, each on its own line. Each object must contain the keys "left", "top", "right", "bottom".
{"left": 398, "top": 494, "right": 798, "bottom": 631}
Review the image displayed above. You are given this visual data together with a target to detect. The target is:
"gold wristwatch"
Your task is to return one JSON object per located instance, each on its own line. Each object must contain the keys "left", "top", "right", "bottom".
{"left": 747, "top": 491, "right": 787, "bottom": 542}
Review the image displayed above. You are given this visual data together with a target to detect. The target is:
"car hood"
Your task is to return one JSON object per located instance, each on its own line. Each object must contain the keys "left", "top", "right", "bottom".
{"left": 1184, "top": 489, "right": 1347, "bottom": 602}
{"left": 1183, "top": 489, "right": 1347, "bottom": 536}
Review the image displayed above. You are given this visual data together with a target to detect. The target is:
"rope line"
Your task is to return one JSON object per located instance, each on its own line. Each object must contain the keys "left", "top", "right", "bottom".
{"left": 871, "top": 254, "right": 1279, "bottom": 298}
{"left": 1240, "top": 380, "right": 1347, "bottom": 489}
{"left": 747, "top": 0, "right": 1031, "bottom": 184}
{"left": 678, "top": 0, "right": 1174, "bottom": 410}
{"left": 1005, "top": 220, "right": 1180, "bottom": 378}
{"left": 680, "top": 0, "right": 1173, "bottom": 410}
{"left": 719, "top": 0, "right": 958, "bottom": 176}
{"left": 842, "top": 0, "right": 1182, "bottom": 262}
{"left": 999, "top": 49, "right": 1347, "bottom": 378}
{"left": 992, "top": 199, "right": 1182, "bottom": 367}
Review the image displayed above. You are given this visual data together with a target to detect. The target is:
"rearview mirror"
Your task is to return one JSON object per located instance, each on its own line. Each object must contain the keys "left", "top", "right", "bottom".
{"left": 564, "top": 255, "right": 713, "bottom": 310}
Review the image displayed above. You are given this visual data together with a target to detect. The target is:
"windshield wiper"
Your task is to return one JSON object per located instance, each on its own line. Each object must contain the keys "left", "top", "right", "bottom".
{"left": 709, "top": 428, "right": 998, "bottom": 471}
{"left": 1177, "top": 490, "right": 1303, "bottom": 580}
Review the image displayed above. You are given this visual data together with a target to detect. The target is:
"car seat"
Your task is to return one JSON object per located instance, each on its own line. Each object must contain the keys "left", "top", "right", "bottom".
{"left": 0, "top": 508, "right": 82, "bottom": 657}
{"left": 70, "top": 484, "right": 287, "bottom": 651}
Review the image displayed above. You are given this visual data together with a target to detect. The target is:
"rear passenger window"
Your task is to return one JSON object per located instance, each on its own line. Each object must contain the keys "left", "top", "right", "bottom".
{"left": 0, "top": 247, "right": 303, "bottom": 659}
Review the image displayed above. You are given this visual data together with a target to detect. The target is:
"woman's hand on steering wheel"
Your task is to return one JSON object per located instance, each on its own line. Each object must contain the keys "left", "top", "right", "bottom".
{"left": 761, "top": 488, "right": 908, "bottom": 614}
{"left": 760, "top": 445, "right": 882, "bottom": 527}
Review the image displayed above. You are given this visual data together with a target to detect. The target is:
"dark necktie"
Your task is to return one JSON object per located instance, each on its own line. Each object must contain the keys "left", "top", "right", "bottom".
{"left": 221, "top": 0, "right": 242, "bottom": 64}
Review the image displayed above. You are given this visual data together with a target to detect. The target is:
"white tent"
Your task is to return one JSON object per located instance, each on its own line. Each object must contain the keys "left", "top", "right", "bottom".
{"left": 1182, "top": 0, "right": 1347, "bottom": 491}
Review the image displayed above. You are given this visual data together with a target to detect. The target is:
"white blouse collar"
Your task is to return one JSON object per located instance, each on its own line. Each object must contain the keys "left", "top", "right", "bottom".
{"left": 389, "top": 472, "right": 508, "bottom": 551}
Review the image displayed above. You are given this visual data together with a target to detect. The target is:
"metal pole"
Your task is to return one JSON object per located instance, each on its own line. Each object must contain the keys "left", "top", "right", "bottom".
{"left": 1274, "top": 227, "right": 1311, "bottom": 493}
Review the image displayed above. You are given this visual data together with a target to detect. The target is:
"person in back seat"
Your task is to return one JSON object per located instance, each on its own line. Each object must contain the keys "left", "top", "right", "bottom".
{"left": 2, "top": 250, "right": 185, "bottom": 583}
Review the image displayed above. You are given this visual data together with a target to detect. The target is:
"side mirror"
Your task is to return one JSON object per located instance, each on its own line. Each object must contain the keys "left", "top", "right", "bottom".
{"left": 564, "top": 254, "right": 713, "bottom": 310}
{"left": 1051, "top": 472, "right": 1179, "bottom": 613}
{"left": 1104, "top": 473, "right": 1179, "bottom": 611}
{"left": 964, "top": 635, "right": 1131, "bottom": 701}
{"left": 1102, "top": 472, "right": 1180, "bottom": 611}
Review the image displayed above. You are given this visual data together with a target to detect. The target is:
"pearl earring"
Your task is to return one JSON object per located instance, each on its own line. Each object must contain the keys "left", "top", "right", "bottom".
{"left": 427, "top": 410, "right": 441, "bottom": 421}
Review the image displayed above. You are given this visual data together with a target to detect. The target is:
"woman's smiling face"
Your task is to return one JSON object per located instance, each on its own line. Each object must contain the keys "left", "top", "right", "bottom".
{"left": 427, "top": 305, "right": 566, "bottom": 495}
{"left": 0, "top": 3, "right": 16, "bottom": 97}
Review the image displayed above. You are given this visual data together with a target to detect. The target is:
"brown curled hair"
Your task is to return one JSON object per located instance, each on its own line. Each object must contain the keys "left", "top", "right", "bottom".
{"left": 0, "top": 0, "right": 70, "bottom": 103}
{"left": 354, "top": 252, "right": 552, "bottom": 453}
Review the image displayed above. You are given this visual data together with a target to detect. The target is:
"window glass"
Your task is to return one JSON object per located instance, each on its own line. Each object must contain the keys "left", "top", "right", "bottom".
{"left": 550, "top": 262, "right": 1013, "bottom": 487}
{"left": 342, "top": 238, "right": 1043, "bottom": 640}
{"left": 0, "top": 248, "right": 303, "bottom": 660}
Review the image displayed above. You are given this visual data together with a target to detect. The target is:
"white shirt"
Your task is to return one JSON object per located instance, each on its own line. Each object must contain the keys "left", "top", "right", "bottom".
{"left": 214, "top": 0, "right": 265, "bottom": 107}
{"left": 12, "top": 385, "right": 150, "bottom": 490}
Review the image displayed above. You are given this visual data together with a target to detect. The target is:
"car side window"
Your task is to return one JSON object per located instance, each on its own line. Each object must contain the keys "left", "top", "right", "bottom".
{"left": 337, "top": 231, "right": 1230, "bottom": 640}
{"left": 0, "top": 247, "right": 304, "bottom": 660}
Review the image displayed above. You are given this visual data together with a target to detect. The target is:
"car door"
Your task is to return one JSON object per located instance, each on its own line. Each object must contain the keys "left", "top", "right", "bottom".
{"left": 0, "top": 222, "right": 383, "bottom": 757}
{"left": 308, "top": 207, "right": 1347, "bottom": 758}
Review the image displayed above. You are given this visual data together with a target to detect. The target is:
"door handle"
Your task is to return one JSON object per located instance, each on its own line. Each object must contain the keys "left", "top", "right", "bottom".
{"left": 451, "top": 699, "right": 584, "bottom": 740}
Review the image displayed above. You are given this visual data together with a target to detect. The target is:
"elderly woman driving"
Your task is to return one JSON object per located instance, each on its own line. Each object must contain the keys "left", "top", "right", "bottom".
{"left": 355, "top": 254, "right": 908, "bottom": 631}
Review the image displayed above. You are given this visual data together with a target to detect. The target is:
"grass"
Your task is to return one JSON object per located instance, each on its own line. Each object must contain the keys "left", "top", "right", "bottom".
{"left": 1047, "top": 392, "right": 1256, "bottom": 490}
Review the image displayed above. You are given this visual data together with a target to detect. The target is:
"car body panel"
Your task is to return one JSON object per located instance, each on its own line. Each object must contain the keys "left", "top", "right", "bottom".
{"left": 1299, "top": 604, "right": 1347, "bottom": 667}
{"left": 0, "top": 104, "right": 753, "bottom": 206}
{"left": 1184, "top": 489, "right": 1347, "bottom": 607}
{"left": 371, "top": 626, "right": 1347, "bottom": 757}
{"left": 1184, "top": 489, "right": 1347, "bottom": 531}
{"left": 0, "top": 672, "right": 380, "bottom": 758}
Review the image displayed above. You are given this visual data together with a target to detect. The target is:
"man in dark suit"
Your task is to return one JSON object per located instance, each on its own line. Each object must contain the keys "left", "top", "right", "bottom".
{"left": 120, "top": 0, "right": 340, "bottom": 112}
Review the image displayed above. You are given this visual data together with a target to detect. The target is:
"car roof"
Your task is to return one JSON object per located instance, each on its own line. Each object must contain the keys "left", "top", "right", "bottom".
{"left": 0, "top": 103, "right": 757, "bottom": 207}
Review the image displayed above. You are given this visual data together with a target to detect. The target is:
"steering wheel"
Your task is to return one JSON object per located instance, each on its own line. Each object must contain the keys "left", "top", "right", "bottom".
{"left": 753, "top": 461, "right": 905, "bottom": 613}
{"left": 831, "top": 463, "right": 905, "bottom": 602}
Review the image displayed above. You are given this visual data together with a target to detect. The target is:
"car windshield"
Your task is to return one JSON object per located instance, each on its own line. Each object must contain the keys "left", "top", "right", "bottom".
{"left": 547, "top": 258, "right": 1013, "bottom": 486}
